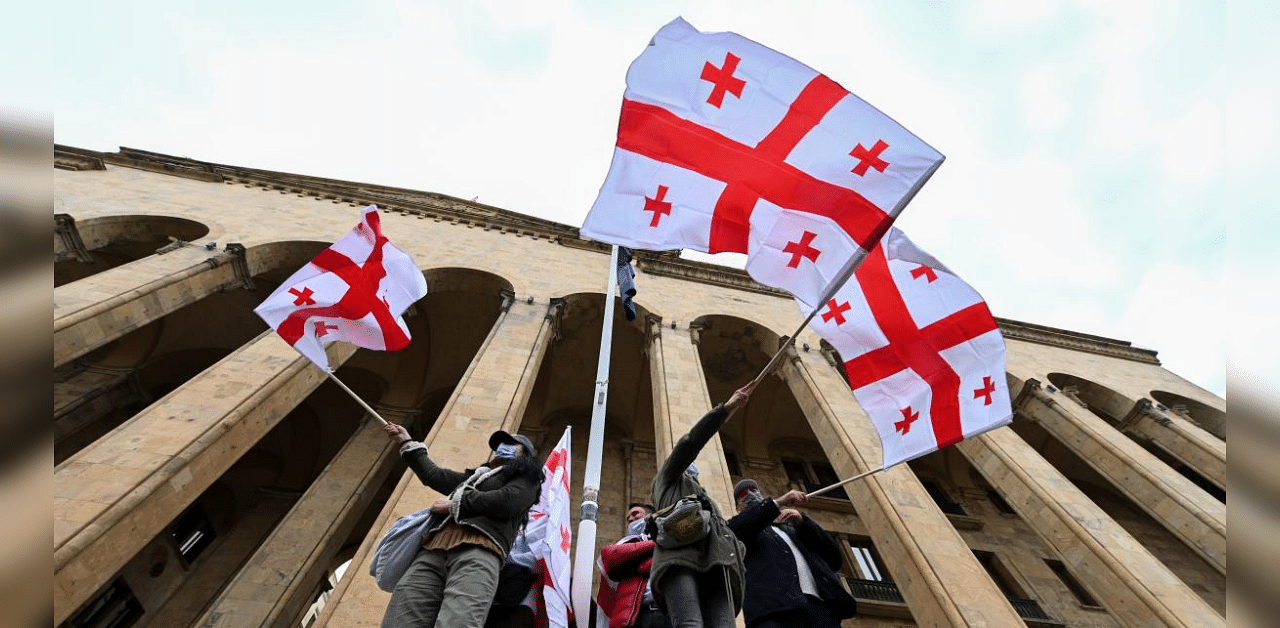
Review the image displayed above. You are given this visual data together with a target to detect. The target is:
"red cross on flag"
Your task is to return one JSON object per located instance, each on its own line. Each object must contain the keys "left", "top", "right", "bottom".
{"left": 520, "top": 427, "right": 574, "bottom": 628}
{"left": 580, "top": 17, "right": 943, "bottom": 256}
{"left": 253, "top": 205, "right": 428, "bottom": 372}
{"left": 780, "top": 225, "right": 1013, "bottom": 468}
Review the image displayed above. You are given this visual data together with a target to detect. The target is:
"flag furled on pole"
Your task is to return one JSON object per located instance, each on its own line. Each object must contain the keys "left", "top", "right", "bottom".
{"left": 796, "top": 228, "right": 1012, "bottom": 468}
{"left": 581, "top": 17, "right": 943, "bottom": 256}
{"left": 253, "top": 205, "right": 427, "bottom": 371}
{"left": 518, "top": 427, "right": 574, "bottom": 628}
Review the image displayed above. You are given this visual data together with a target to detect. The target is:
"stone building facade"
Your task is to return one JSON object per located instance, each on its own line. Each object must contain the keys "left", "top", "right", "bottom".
{"left": 53, "top": 146, "right": 1226, "bottom": 628}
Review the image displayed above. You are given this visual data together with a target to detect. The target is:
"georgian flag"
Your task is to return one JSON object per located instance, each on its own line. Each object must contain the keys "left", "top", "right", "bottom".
{"left": 581, "top": 17, "right": 943, "bottom": 256}
{"left": 516, "top": 427, "right": 574, "bottom": 628}
{"left": 253, "top": 205, "right": 427, "bottom": 371}
{"left": 749, "top": 215, "right": 1012, "bottom": 468}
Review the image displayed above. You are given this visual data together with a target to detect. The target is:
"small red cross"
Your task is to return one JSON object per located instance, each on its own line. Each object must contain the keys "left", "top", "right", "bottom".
{"left": 909, "top": 265, "right": 938, "bottom": 283}
{"left": 700, "top": 52, "right": 746, "bottom": 108}
{"left": 289, "top": 286, "right": 317, "bottom": 306}
{"left": 973, "top": 376, "right": 997, "bottom": 406}
{"left": 314, "top": 321, "right": 339, "bottom": 337}
{"left": 560, "top": 526, "right": 572, "bottom": 552}
{"left": 820, "top": 299, "right": 852, "bottom": 325}
{"left": 895, "top": 407, "right": 919, "bottom": 435}
{"left": 850, "top": 139, "right": 890, "bottom": 176}
{"left": 644, "top": 184, "right": 673, "bottom": 227}
{"left": 782, "top": 231, "right": 821, "bottom": 268}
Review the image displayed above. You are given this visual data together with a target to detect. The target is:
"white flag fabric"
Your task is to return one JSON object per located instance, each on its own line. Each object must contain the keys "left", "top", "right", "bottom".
{"left": 520, "top": 427, "right": 574, "bottom": 628}
{"left": 796, "top": 228, "right": 1011, "bottom": 468}
{"left": 253, "top": 205, "right": 427, "bottom": 371}
{"left": 581, "top": 17, "right": 943, "bottom": 255}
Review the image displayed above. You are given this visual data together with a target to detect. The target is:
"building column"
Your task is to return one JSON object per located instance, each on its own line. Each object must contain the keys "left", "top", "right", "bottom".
{"left": 1118, "top": 398, "right": 1226, "bottom": 490}
{"left": 644, "top": 316, "right": 734, "bottom": 509}
{"left": 958, "top": 404, "right": 1225, "bottom": 627}
{"left": 316, "top": 297, "right": 560, "bottom": 627}
{"left": 195, "top": 404, "right": 415, "bottom": 628}
{"left": 53, "top": 332, "right": 357, "bottom": 626}
{"left": 780, "top": 347, "right": 1024, "bottom": 627}
{"left": 54, "top": 243, "right": 251, "bottom": 368}
{"left": 54, "top": 364, "right": 146, "bottom": 456}
{"left": 1014, "top": 380, "right": 1225, "bottom": 575}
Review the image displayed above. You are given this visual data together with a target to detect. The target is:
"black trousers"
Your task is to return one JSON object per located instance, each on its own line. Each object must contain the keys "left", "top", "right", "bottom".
{"left": 752, "top": 595, "right": 841, "bottom": 628}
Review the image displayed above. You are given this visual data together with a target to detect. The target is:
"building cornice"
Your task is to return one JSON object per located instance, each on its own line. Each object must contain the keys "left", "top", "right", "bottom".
{"left": 55, "top": 144, "right": 1160, "bottom": 366}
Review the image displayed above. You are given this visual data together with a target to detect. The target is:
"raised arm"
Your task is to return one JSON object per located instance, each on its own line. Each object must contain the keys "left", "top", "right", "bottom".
{"left": 656, "top": 383, "right": 754, "bottom": 484}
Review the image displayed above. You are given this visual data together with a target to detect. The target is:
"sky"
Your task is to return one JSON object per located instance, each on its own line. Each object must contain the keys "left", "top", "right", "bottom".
{"left": 30, "top": 0, "right": 1269, "bottom": 398}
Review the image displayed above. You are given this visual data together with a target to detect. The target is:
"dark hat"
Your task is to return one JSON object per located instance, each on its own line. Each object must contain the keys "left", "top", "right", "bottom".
{"left": 489, "top": 430, "right": 538, "bottom": 459}
{"left": 734, "top": 479, "right": 759, "bottom": 503}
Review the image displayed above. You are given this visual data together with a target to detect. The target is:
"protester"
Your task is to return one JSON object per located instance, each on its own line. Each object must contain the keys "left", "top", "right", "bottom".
{"left": 727, "top": 480, "right": 856, "bottom": 628}
{"left": 381, "top": 423, "right": 544, "bottom": 628}
{"left": 649, "top": 383, "right": 754, "bottom": 628}
{"left": 596, "top": 504, "right": 671, "bottom": 628}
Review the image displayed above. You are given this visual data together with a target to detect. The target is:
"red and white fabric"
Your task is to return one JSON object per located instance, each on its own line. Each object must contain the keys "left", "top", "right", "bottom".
{"left": 794, "top": 227, "right": 1011, "bottom": 468}
{"left": 581, "top": 17, "right": 943, "bottom": 255}
{"left": 520, "top": 427, "right": 574, "bottom": 628}
{"left": 253, "top": 205, "right": 427, "bottom": 371}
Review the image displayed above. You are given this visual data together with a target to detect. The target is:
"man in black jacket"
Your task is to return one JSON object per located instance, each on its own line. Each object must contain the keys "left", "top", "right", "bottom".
{"left": 382, "top": 423, "right": 544, "bottom": 628}
{"left": 726, "top": 479, "right": 856, "bottom": 628}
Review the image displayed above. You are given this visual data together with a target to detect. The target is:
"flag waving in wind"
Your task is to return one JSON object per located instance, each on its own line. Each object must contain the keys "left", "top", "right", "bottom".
{"left": 254, "top": 205, "right": 427, "bottom": 371}
{"left": 581, "top": 17, "right": 943, "bottom": 256}
{"left": 793, "top": 228, "right": 1012, "bottom": 468}
{"left": 514, "top": 427, "right": 574, "bottom": 628}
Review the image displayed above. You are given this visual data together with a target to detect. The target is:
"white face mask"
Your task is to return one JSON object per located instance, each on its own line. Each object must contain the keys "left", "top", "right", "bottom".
{"left": 628, "top": 518, "right": 648, "bottom": 536}
{"left": 494, "top": 443, "right": 520, "bottom": 460}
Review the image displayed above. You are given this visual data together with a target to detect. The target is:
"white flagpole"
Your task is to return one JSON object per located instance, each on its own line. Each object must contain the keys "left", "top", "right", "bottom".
{"left": 571, "top": 245, "right": 620, "bottom": 628}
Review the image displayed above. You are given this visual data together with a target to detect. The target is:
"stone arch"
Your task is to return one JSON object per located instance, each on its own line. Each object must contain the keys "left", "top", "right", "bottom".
{"left": 1151, "top": 390, "right": 1226, "bottom": 440}
{"left": 1046, "top": 372, "right": 1137, "bottom": 424}
{"left": 55, "top": 214, "right": 212, "bottom": 286}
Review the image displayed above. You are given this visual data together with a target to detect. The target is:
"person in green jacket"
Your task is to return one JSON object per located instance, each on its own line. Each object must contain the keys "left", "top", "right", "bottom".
{"left": 649, "top": 382, "right": 754, "bottom": 628}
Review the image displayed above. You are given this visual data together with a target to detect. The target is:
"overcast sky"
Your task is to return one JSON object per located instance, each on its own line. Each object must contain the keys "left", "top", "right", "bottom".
{"left": 33, "top": 0, "right": 1267, "bottom": 397}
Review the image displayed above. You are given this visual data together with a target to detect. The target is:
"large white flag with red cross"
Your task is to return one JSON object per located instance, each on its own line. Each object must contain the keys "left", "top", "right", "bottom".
{"left": 253, "top": 205, "right": 427, "bottom": 371}
{"left": 581, "top": 17, "right": 943, "bottom": 256}
{"left": 752, "top": 223, "right": 1012, "bottom": 468}
{"left": 520, "top": 427, "right": 574, "bottom": 628}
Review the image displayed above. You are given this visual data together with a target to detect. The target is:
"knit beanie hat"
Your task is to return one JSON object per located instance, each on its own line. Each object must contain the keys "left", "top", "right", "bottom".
{"left": 733, "top": 479, "right": 759, "bottom": 503}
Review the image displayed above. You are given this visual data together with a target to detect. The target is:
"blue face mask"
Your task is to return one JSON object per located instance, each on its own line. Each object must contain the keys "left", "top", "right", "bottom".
{"left": 494, "top": 443, "right": 520, "bottom": 460}
{"left": 628, "top": 518, "right": 648, "bottom": 536}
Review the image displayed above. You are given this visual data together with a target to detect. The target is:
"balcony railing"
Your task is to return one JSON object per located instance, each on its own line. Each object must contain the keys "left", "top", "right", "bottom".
{"left": 1006, "top": 595, "right": 1054, "bottom": 622}
{"left": 845, "top": 578, "right": 904, "bottom": 604}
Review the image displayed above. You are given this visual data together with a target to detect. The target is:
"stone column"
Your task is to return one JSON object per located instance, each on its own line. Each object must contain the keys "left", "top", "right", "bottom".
{"left": 54, "top": 244, "right": 251, "bottom": 368}
{"left": 1118, "top": 399, "right": 1226, "bottom": 490}
{"left": 958, "top": 411, "right": 1225, "bottom": 627}
{"left": 195, "top": 405, "right": 414, "bottom": 628}
{"left": 780, "top": 347, "right": 1024, "bottom": 627}
{"left": 54, "top": 364, "right": 146, "bottom": 458}
{"left": 1015, "top": 380, "right": 1225, "bottom": 575}
{"left": 53, "top": 332, "right": 356, "bottom": 625}
{"left": 316, "top": 297, "right": 559, "bottom": 628}
{"left": 645, "top": 316, "right": 733, "bottom": 509}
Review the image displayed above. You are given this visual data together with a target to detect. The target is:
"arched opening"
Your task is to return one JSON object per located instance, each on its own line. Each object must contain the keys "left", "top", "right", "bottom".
{"left": 1045, "top": 373, "right": 1134, "bottom": 424}
{"left": 1151, "top": 390, "right": 1226, "bottom": 441}
{"left": 55, "top": 214, "right": 210, "bottom": 287}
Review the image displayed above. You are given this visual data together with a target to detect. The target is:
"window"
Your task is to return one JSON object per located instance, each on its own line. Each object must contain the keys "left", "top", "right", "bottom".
{"left": 987, "top": 489, "right": 1017, "bottom": 516}
{"left": 1045, "top": 559, "right": 1099, "bottom": 607}
{"left": 973, "top": 551, "right": 1021, "bottom": 597}
{"left": 920, "top": 479, "right": 967, "bottom": 516}
{"left": 780, "top": 458, "right": 848, "bottom": 500}
{"left": 170, "top": 504, "right": 216, "bottom": 565}
{"left": 848, "top": 537, "right": 891, "bottom": 582}
{"left": 66, "top": 577, "right": 144, "bottom": 628}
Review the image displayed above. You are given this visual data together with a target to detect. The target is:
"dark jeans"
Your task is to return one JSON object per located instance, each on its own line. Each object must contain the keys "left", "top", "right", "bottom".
{"left": 752, "top": 595, "right": 841, "bottom": 628}
{"left": 657, "top": 566, "right": 736, "bottom": 628}
{"left": 633, "top": 602, "right": 672, "bottom": 628}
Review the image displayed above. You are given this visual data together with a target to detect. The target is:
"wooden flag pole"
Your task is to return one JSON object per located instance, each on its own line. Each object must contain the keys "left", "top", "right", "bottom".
{"left": 325, "top": 371, "right": 390, "bottom": 426}
{"left": 806, "top": 466, "right": 886, "bottom": 498}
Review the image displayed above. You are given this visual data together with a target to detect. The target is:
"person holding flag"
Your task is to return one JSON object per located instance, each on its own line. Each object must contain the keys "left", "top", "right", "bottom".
{"left": 648, "top": 383, "right": 753, "bottom": 628}
{"left": 380, "top": 424, "right": 544, "bottom": 628}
